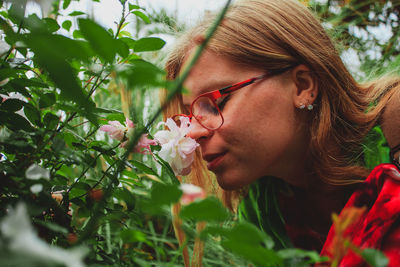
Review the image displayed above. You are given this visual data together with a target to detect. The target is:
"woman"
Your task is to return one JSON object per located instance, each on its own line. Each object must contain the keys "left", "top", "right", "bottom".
{"left": 164, "top": 0, "right": 400, "bottom": 264}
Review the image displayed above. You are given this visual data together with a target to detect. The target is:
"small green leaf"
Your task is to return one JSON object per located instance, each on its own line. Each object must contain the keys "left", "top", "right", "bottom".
{"left": 132, "top": 10, "right": 150, "bottom": 24}
{"left": 362, "top": 248, "right": 389, "bottom": 267}
{"left": 62, "top": 20, "right": 72, "bottom": 31}
{"left": 128, "top": 4, "right": 140, "bottom": 11}
{"left": 180, "top": 197, "right": 231, "bottom": 222}
{"left": 78, "top": 18, "right": 117, "bottom": 62}
{"left": 134, "top": 37, "right": 165, "bottom": 52}
{"left": 69, "top": 11, "right": 85, "bottom": 16}
{"left": 63, "top": 0, "right": 71, "bottom": 9}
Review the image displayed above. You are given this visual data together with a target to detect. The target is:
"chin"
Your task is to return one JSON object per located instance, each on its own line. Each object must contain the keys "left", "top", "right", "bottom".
{"left": 215, "top": 173, "right": 250, "bottom": 191}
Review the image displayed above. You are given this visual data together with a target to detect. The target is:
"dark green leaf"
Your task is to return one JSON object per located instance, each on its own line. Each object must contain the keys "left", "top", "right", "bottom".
{"left": 5, "top": 112, "right": 33, "bottom": 132}
{"left": 78, "top": 18, "right": 117, "bottom": 62}
{"left": 362, "top": 249, "right": 388, "bottom": 267}
{"left": 132, "top": 10, "right": 150, "bottom": 24}
{"left": 24, "top": 103, "right": 41, "bottom": 125}
{"left": 180, "top": 197, "right": 231, "bottom": 222}
{"left": 134, "top": 37, "right": 165, "bottom": 52}
{"left": 62, "top": 20, "right": 72, "bottom": 31}
{"left": 1, "top": 98, "right": 25, "bottom": 112}
{"left": 39, "top": 92, "right": 56, "bottom": 108}
{"left": 43, "top": 112, "right": 59, "bottom": 129}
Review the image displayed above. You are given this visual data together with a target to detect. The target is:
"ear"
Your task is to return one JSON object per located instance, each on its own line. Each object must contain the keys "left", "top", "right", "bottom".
{"left": 290, "top": 65, "right": 317, "bottom": 108}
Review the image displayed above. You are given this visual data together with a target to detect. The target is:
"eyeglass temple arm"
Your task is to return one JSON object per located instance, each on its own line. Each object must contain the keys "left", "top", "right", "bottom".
{"left": 210, "top": 74, "right": 267, "bottom": 99}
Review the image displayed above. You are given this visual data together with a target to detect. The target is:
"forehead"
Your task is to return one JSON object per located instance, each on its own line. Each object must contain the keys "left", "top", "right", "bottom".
{"left": 181, "top": 50, "right": 262, "bottom": 104}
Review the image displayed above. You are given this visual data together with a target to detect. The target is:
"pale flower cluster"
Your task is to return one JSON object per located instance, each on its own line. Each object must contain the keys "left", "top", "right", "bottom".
{"left": 154, "top": 117, "right": 199, "bottom": 176}
{"left": 100, "top": 118, "right": 156, "bottom": 154}
{"left": 0, "top": 203, "right": 87, "bottom": 267}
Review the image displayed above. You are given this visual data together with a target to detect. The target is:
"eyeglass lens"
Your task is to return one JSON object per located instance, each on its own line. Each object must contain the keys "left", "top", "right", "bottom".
{"left": 192, "top": 96, "right": 223, "bottom": 130}
{"left": 173, "top": 96, "right": 223, "bottom": 130}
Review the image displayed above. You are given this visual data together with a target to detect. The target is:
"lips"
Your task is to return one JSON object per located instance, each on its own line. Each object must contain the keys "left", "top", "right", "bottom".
{"left": 203, "top": 152, "right": 227, "bottom": 171}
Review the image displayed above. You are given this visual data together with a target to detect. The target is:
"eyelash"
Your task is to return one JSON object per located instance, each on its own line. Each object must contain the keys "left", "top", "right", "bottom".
{"left": 217, "top": 95, "right": 231, "bottom": 111}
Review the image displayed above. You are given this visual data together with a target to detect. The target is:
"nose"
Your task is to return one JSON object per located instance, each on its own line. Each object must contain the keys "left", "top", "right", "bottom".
{"left": 187, "top": 118, "right": 212, "bottom": 141}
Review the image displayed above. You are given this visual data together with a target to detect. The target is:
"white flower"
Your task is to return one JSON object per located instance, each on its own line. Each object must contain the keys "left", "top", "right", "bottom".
{"left": 154, "top": 117, "right": 199, "bottom": 176}
{"left": 30, "top": 184, "right": 43, "bottom": 194}
{"left": 25, "top": 164, "right": 50, "bottom": 180}
{"left": 0, "top": 203, "right": 87, "bottom": 267}
{"left": 180, "top": 183, "right": 206, "bottom": 205}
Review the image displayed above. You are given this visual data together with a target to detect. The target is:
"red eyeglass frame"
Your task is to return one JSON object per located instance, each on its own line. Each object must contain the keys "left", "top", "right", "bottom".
{"left": 173, "top": 66, "right": 295, "bottom": 130}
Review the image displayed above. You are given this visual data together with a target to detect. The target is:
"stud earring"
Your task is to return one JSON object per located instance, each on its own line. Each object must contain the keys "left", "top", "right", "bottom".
{"left": 299, "top": 103, "right": 305, "bottom": 109}
{"left": 307, "top": 104, "right": 314, "bottom": 110}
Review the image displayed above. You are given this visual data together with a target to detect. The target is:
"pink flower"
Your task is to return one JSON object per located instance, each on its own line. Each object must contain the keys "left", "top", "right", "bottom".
{"left": 180, "top": 183, "right": 206, "bottom": 205}
{"left": 154, "top": 117, "right": 199, "bottom": 176}
{"left": 101, "top": 118, "right": 156, "bottom": 154}
{"left": 100, "top": 119, "right": 132, "bottom": 141}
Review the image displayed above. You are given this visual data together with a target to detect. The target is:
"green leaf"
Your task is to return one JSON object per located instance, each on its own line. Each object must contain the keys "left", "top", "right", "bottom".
{"left": 150, "top": 182, "right": 182, "bottom": 206}
{"left": 78, "top": 18, "right": 117, "bottom": 63}
{"left": 132, "top": 10, "right": 150, "bottom": 24}
{"left": 39, "top": 92, "right": 56, "bottom": 108}
{"left": 180, "top": 197, "right": 231, "bottom": 222}
{"left": 361, "top": 249, "right": 389, "bottom": 267}
{"left": 278, "top": 248, "right": 329, "bottom": 264}
{"left": 116, "top": 38, "right": 130, "bottom": 58}
{"left": 33, "top": 219, "right": 68, "bottom": 234}
{"left": 113, "top": 187, "right": 136, "bottom": 210}
{"left": 24, "top": 103, "right": 41, "bottom": 125}
{"left": 43, "top": 18, "right": 60, "bottom": 33}
{"left": 23, "top": 33, "right": 94, "bottom": 115}
{"left": 43, "top": 112, "right": 59, "bottom": 129}
{"left": 134, "top": 37, "right": 165, "bottom": 52}
{"left": 129, "top": 160, "right": 158, "bottom": 176}
{"left": 1, "top": 98, "right": 25, "bottom": 112}
{"left": 63, "top": 0, "right": 71, "bottom": 9}
{"left": 119, "top": 37, "right": 136, "bottom": 49}
{"left": 69, "top": 11, "right": 85, "bottom": 16}
{"left": 62, "top": 20, "right": 72, "bottom": 31}
{"left": 120, "top": 229, "right": 147, "bottom": 243}
{"left": 128, "top": 4, "right": 140, "bottom": 11}
{"left": 118, "top": 60, "right": 165, "bottom": 88}
{"left": 5, "top": 112, "right": 33, "bottom": 132}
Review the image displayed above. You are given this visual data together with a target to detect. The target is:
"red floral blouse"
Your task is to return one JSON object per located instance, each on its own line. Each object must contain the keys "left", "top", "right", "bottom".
{"left": 320, "top": 164, "right": 400, "bottom": 266}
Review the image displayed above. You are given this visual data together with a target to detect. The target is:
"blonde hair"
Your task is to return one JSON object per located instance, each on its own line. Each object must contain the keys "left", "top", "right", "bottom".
{"left": 163, "top": 0, "right": 400, "bottom": 207}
